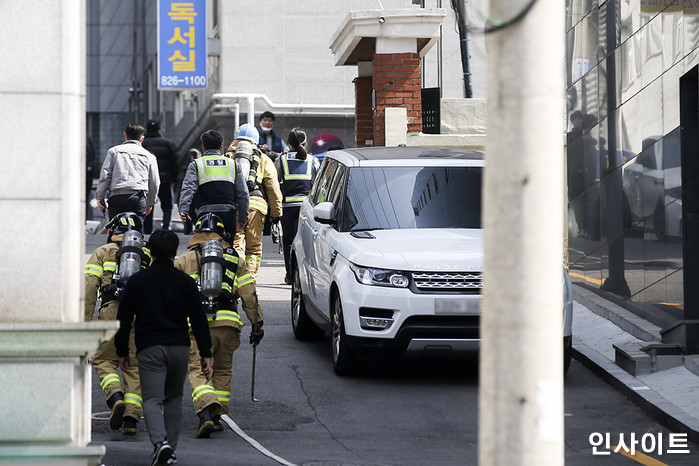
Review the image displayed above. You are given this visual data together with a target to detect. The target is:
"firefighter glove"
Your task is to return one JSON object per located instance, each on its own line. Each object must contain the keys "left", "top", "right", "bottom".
{"left": 250, "top": 321, "right": 264, "bottom": 345}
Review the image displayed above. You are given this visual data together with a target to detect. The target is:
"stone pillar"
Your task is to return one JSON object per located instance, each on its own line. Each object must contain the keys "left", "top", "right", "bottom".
{"left": 0, "top": 1, "right": 114, "bottom": 463}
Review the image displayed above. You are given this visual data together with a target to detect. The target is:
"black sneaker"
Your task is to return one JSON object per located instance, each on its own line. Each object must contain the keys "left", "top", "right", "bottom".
{"left": 151, "top": 441, "right": 173, "bottom": 466}
{"left": 122, "top": 416, "right": 137, "bottom": 435}
{"left": 284, "top": 275, "right": 291, "bottom": 285}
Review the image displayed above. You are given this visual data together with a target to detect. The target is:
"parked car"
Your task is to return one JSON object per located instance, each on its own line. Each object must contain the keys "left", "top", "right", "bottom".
{"left": 622, "top": 132, "right": 681, "bottom": 240}
{"left": 290, "top": 146, "right": 573, "bottom": 375}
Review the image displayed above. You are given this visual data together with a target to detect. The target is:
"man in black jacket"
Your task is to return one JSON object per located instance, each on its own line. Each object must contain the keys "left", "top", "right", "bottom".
{"left": 257, "top": 111, "right": 288, "bottom": 161}
{"left": 116, "top": 229, "right": 212, "bottom": 466}
{"left": 143, "top": 120, "right": 179, "bottom": 233}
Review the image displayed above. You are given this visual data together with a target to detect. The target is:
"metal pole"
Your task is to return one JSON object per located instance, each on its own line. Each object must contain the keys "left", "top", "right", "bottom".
{"left": 233, "top": 102, "right": 240, "bottom": 133}
{"left": 438, "top": 0, "right": 443, "bottom": 90}
{"left": 479, "top": 0, "right": 564, "bottom": 464}
{"left": 247, "top": 96, "right": 255, "bottom": 126}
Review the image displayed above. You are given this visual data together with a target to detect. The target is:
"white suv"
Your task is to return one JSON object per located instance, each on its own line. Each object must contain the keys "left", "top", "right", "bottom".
{"left": 290, "top": 147, "right": 572, "bottom": 375}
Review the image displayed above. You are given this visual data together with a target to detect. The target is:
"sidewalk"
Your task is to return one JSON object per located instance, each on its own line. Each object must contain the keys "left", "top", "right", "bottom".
{"left": 572, "top": 285, "right": 699, "bottom": 443}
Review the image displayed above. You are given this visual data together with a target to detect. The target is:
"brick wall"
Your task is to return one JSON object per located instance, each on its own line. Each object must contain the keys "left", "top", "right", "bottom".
{"left": 373, "top": 52, "right": 422, "bottom": 146}
{"left": 354, "top": 76, "right": 374, "bottom": 147}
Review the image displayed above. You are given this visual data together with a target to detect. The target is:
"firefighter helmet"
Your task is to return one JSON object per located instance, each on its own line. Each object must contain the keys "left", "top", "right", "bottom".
{"left": 195, "top": 213, "right": 226, "bottom": 237}
{"left": 107, "top": 212, "right": 143, "bottom": 235}
{"left": 235, "top": 123, "right": 259, "bottom": 144}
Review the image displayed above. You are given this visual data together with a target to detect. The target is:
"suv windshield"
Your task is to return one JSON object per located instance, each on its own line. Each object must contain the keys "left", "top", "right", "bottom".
{"left": 343, "top": 166, "right": 482, "bottom": 231}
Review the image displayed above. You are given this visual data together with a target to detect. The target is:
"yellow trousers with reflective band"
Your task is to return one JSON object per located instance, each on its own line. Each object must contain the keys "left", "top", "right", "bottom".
{"left": 92, "top": 300, "right": 142, "bottom": 420}
{"left": 233, "top": 207, "right": 265, "bottom": 281}
{"left": 188, "top": 325, "right": 241, "bottom": 415}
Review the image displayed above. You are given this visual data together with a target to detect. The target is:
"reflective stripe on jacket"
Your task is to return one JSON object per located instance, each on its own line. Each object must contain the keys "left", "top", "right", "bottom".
{"left": 280, "top": 154, "right": 314, "bottom": 204}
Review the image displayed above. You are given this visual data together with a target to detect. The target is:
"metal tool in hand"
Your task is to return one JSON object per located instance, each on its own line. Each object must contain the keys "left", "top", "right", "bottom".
{"left": 251, "top": 341, "right": 258, "bottom": 402}
{"left": 251, "top": 314, "right": 261, "bottom": 402}
{"left": 271, "top": 221, "right": 282, "bottom": 254}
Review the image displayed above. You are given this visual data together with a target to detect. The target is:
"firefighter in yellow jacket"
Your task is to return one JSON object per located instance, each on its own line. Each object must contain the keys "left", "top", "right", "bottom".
{"left": 225, "top": 123, "right": 283, "bottom": 281}
{"left": 84, "top": 212, "right": 150, "bottom": 435}
{"left": 174, "top": 213, "right": 264, "bottom": 438}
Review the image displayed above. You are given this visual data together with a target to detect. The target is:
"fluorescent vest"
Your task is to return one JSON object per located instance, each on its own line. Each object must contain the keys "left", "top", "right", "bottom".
{"left": 196, "top": 155, "right": 236, "bottom": 185}
{"left": 281, "top": 154, "right": 314, "bottom": 203}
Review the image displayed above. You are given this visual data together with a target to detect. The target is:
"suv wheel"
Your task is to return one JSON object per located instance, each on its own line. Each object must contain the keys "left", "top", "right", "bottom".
{"left": 291, "top": 265, "right": 324, "bottom": 340}
{"left": 331, "top": 293, "right": 361, "bottom": 376}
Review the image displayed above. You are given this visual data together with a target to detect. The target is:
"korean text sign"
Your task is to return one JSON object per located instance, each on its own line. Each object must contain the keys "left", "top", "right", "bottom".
{"left": 158, "top": 0, "right": 207, "bottom": 90}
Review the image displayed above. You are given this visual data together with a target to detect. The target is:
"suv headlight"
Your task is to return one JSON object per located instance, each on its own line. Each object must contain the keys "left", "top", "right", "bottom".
{"left": 349, "top": 263, "right": 410, "bottom": 288}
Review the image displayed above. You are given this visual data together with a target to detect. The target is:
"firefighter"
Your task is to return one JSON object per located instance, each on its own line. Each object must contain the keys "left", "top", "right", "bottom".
{"left": 225, "top": 124, "right": 283, "bottom": 281}
{"left": 84, "top": 212, "right": 150, "bottom": 435}
{"left": 174, "top": 213, "right": 264, "bottom": 438}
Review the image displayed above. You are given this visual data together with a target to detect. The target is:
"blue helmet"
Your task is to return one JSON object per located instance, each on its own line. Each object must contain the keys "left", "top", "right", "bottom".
{"left": 235, "top": 123, "right": 259, "bottom": 145}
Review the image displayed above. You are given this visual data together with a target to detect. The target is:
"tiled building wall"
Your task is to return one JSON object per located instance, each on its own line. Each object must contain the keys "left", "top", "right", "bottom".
{"left": 566, "top": 0, "right": 699, "bottom": 327}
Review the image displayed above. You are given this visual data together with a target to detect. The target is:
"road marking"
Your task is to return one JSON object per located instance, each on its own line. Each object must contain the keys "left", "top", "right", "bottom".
{"left": 659, "top": 301, "right": 684, "bottom": 310}
{"left": 610, "top": 445, "right": 669, "bottom": 466}
{"left": 221, "top": 414, "right": 297, "bottom": 466}
{"left": 568, "top": 271, "right": 603, "bottom": 286}
{"left": 568, "top": 272, "right": 684, "bottom": 310}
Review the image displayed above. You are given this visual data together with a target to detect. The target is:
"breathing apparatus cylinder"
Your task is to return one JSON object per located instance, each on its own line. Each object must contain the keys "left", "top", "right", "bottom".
{"left": 238, "top": 157, "right": 252, "bottom": 186}
{"left": 247, "top": 151, "right": 261, "bottom": 192}
{"left": 117, "top": 230, "right": 144, "bottom": 286}
{"left": 234, "top": 140, "right": 260, "bottom": 192}
{"left": 200, "top": 239, "right": 224, "bottom": 304}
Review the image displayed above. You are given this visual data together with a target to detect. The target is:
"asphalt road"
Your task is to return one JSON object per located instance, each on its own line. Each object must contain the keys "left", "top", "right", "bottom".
{"left": 86, "top": 234, "right": 699, "bottom": 465}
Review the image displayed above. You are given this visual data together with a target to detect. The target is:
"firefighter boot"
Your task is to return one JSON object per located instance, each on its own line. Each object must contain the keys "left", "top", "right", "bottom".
{"left": 107, "top": 392, "right": 125, "bottom": 430}
{"left": 212, "top": 414, "right": 224, "bottom": 432}
{"left": 122, "top": 416, "right": 138, "bottom": 436}
{"left": 196, "top": 405, "right": 215, "bottom": 439}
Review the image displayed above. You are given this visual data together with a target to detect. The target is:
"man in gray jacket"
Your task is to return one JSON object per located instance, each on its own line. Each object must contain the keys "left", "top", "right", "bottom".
{"left": 96, "top": 123, "right": 160, "bottom": 223}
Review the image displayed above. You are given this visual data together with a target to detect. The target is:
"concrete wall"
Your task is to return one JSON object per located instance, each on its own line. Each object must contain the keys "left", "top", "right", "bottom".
{"left": 218, "top": 0, "right": 487, "bottom": 107}
{"left": 0, "top": 1, "right": 113, "bottom": 463}
{"left": 386, "top": 98, "right": 487, "bottom": 149}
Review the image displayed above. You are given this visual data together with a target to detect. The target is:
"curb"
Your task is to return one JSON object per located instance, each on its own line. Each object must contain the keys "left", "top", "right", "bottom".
{"left": 572, "top": 338, "right": 699, "bottom": 443}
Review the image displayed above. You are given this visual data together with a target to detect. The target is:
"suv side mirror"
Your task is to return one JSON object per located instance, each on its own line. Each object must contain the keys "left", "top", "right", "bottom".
{"left": 313, "top": 202, "right": 336, "bottom": 225}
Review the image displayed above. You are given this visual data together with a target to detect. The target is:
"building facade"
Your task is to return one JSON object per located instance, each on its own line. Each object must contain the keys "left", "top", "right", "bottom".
{"left": 566, "top": 0, "right": 699, "bottom": 347}
{"left": 87, "top": 0, "right": 487, "bottom": 165}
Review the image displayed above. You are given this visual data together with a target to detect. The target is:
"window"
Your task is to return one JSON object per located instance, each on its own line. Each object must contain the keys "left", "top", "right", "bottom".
{"left": 342, "top": 166, "right": 482, "bottom": 231}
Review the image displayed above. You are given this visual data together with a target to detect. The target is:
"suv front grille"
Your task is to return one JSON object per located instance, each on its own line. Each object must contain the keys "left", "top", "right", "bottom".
{"left": 411, "top": 272, "right": 483, "bottom": 294}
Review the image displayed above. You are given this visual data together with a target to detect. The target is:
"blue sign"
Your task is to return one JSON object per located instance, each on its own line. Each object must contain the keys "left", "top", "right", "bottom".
{"left": 158, "top": 0, "right": 207, "bottom": 90}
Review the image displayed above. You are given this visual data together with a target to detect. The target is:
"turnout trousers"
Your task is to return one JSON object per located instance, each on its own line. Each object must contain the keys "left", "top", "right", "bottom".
{"left": 233, "top": 208, "right": 266, "bottom": 281}
{"left": 92, "top": 300, "right": 142, "bottom": 420}
{"left": 187, "top": 326, "right": 241, "bottom": 416}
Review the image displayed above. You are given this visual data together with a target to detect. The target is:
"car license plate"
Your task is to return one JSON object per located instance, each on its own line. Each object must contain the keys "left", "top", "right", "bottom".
{"left": 435, "top": 298, "right": 480, "bottom": 315}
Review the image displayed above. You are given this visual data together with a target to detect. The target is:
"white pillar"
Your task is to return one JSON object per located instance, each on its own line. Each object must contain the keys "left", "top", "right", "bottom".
{"left": 479, "top": 0, "right": 565, "bottom": 465}
{"left": 0, "top": 1, "right": 114, "bottom": 463}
